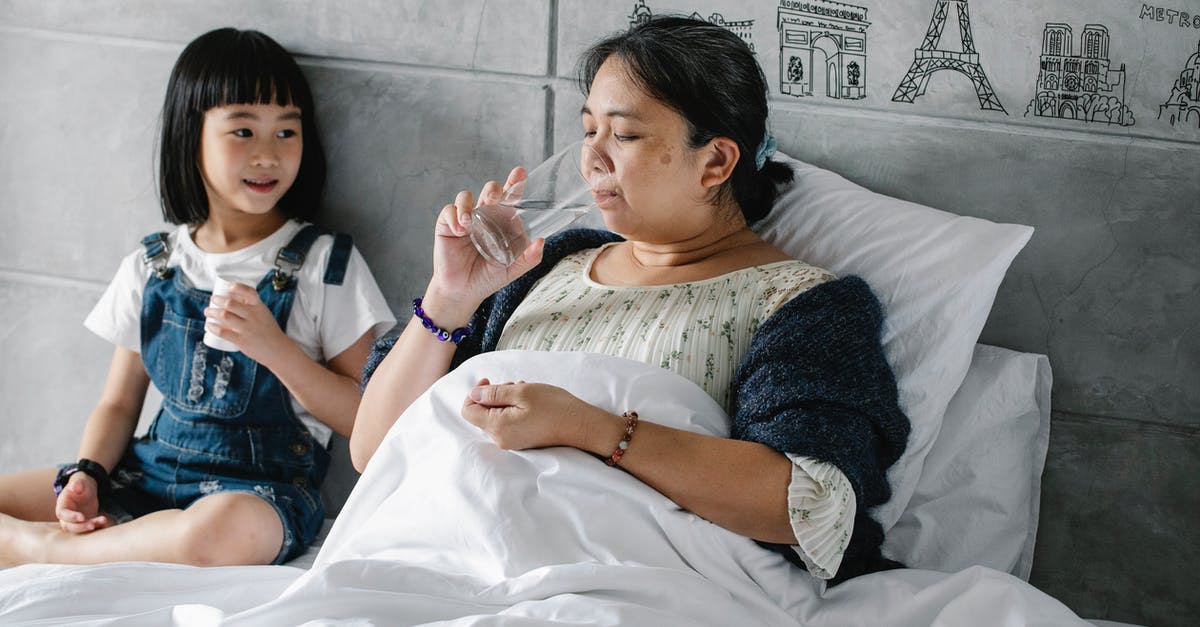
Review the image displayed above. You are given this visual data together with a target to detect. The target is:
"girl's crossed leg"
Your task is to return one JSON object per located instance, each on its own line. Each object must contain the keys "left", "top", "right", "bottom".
{"left": 0, "top": 490, "right": 283, "bottom": 567}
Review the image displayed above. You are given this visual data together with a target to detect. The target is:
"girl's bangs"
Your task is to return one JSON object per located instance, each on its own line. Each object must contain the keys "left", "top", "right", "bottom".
{"left": 191, "top": 39, "right": 307, "bottom": 112}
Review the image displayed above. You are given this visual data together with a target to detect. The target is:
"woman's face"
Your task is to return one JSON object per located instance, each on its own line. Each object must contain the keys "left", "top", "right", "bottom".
{"left": 582, "top": 57, "right": 724, "bottom": 244}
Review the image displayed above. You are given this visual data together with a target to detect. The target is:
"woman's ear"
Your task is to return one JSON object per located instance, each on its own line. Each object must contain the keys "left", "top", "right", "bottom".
{"left": 698, "top": 137, "right": 739, "bottom": 190}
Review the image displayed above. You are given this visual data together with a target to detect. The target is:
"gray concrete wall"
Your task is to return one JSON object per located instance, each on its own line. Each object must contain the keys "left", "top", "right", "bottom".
{"left": 1, "top": 2, "right": 1196, "bottom": 625}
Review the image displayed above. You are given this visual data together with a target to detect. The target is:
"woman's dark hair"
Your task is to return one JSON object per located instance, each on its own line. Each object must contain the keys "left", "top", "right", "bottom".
{"left": 577, "top": 16, "right": 792, "bottom": 225}
{"left": 158, "top": 28, "right": 326, "bottom": 225}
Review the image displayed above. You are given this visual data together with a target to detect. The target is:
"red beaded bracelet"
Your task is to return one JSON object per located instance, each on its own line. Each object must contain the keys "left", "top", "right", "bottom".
{"left": 605, "top": 410, "right": 639, "bottom": 467}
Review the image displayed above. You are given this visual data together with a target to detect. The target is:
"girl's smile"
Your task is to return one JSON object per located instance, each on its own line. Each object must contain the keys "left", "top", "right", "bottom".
{"left": 244, "top": 178, "right": 280, "bottom": 194}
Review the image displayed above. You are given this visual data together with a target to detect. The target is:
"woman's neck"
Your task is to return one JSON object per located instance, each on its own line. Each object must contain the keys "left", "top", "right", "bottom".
{"left": 193, "top": 211, "right": 289, "bottom": 254}
{"left": 625, "top": 226, "right": 762, "bottom": 269}
{"left": 592, "top": 222, "right": 789, "bottom": 286}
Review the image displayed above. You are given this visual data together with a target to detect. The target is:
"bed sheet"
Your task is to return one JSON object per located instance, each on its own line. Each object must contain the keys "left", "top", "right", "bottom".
{"left": 0, "top": 351, "right": 1090, "bottom": 626}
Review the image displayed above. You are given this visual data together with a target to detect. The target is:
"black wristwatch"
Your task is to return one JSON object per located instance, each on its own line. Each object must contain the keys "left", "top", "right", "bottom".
{"left": 52, "top": 458, "right": 110, "bottom": 497}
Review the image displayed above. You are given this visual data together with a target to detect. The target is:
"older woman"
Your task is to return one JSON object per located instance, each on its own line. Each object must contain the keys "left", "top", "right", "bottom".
{"left": 353, "top": 15, "right": 908, "bottom": 583}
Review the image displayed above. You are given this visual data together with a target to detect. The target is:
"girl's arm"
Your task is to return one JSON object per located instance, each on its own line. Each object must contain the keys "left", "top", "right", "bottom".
{"left": 249, "top": 327, "right": 376, "bottom": 439}
{"left": 58, "top": 346, "right": 150, "bottom": 532}
{"left": 76, "top": 346, "right": 150, "bottom": 473}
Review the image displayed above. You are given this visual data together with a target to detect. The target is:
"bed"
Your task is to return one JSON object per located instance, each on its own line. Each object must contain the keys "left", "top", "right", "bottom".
{"left": 0, "top": 157, "right": 1109, "bottom": 626}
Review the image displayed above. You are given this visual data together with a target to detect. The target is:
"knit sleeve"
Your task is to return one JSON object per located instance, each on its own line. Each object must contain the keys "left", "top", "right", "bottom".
{"left": 731, "top": 275, "right": 909, "bottom": 582}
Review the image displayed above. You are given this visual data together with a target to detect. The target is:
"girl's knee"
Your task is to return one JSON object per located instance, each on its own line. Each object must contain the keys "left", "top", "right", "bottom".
{"left": 177, "top": 492, "right": 284, "bottom": 566}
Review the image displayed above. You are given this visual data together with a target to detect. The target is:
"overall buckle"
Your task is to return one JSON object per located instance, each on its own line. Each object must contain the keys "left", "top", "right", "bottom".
{"left": 271, "top": 247, "right": 305, "bottom": 291}
{"left": 141, "top": 233, "right": 173, "bottom": 279}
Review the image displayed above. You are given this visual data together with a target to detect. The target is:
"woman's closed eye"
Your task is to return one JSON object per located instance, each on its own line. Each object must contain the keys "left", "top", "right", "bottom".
{"left": 583, "top": 130, "right": 638, "bottom": 143}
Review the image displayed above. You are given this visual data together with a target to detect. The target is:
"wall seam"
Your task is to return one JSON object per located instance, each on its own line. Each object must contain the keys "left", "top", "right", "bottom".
{"left": 0, "top": 268, "right": 108, "bottom": 291}
{"left": 546, "top": 0, "right": 560, "bottom": 156}
{"left": 1051, "top": 410, "right": 1198, "bottom": 438}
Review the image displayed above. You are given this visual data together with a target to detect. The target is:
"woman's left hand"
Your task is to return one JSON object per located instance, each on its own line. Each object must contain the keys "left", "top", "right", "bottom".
{"left": 461, "top": 379, "right": 600, "bottom": 451}
{"left": 204, "top": 283, "right": 291, "bottom": 366}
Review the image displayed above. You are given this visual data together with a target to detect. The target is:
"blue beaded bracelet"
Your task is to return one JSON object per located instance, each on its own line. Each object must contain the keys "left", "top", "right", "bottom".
{"left": 413, "top": 298, "right": 473, "bottom": 344}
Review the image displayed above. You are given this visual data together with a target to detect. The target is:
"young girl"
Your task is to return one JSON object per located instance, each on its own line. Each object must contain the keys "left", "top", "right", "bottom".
{"left": 0, "top": 28, "right": 395, "bottom": 567}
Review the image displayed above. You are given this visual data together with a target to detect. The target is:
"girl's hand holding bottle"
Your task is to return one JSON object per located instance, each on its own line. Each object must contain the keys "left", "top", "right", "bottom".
{"left": 204, "top": 283, "right": 292, "bottom": 366}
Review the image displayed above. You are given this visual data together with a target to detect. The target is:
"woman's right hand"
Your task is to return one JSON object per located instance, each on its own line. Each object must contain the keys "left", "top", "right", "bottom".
{"left": 428, "top": 168, "right": 545, "bottom": 313}
{"left": 55, "top": 473, "right": 109, "bottom": 533}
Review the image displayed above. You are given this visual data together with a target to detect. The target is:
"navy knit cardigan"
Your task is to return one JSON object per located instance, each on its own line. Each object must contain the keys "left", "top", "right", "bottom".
{"left": 364, "top": 228, "right": 910, "bottom": 583}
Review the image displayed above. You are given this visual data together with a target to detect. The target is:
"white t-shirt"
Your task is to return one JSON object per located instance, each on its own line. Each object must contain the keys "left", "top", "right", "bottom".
{"left": 84, "top": 220, "right": 396, "bottom": 446}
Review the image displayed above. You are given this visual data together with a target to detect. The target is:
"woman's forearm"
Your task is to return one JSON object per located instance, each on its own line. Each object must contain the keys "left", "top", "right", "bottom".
{"left": 578, "top": 409, "right": 797, "bottom": 544}
{"left": 351, "top": 292, "right": 477, "bottom": 471}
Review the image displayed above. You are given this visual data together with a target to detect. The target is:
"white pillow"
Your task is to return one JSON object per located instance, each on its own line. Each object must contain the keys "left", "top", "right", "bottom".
{"left": 883, "top": 343, "right": 1052, "bottom": 579}
{"left": 753, "top": 152, "right": 1034, "bottom": 531}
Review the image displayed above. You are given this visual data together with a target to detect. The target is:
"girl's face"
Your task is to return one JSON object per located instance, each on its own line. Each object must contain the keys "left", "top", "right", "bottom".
{"left": 582, "top": 57, "right": 727, "bottom": 244}
{"left": 198, "top": 103, "right": 303, "bottom": 220}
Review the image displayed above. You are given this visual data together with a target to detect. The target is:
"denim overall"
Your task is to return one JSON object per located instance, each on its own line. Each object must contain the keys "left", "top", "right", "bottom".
{"left": 110, "top": 225, "right": 352, "bottom": 563}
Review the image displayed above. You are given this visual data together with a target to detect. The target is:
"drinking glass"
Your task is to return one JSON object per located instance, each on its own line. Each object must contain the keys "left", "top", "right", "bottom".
{"left": 469, "top": 140, "right": 611, "bottom": 266}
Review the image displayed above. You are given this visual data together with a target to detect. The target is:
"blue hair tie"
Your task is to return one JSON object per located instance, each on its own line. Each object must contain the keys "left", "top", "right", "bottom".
{"left": 754, "top": 133, "right": 777, "bottom": 170}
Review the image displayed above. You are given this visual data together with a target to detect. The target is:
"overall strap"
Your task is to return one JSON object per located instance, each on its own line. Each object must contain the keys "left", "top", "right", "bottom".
{"left": 271, "top": 225, "right": 354, "bottom": 291}
{"left": 140, "top": 232, "right": 173, "bottom": 279}
{"left": 323, "top": 233, "right": 353, "bottom": 286}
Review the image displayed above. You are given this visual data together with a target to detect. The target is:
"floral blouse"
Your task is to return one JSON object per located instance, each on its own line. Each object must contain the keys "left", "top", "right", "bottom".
{"left": 495, "top": 243, "right": 856, "bottom": 579}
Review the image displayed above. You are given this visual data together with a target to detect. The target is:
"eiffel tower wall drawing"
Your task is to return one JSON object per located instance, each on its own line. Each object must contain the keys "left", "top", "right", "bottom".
{"left": 1024, "top": 23, "right": 1135, "bottom": 126}
{"left": 892, "top": 0, "right": 1006, "bottom": 113}
{"left": 1159, "top": 39, "right": 1200, "bottom": 128}
{"left": 776, "top": 1, "right": 870, "bottom": 100}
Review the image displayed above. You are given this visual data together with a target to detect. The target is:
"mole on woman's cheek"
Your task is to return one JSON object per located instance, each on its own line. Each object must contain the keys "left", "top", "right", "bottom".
{"left": 659, "top": 151, "right": 672, "bottom": 165}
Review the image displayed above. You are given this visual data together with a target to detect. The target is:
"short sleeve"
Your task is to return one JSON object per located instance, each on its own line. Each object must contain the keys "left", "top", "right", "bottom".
{"left": 84, "top": 249, "right": 149, "bottom": 352}
{"left": 318, "top": 245, "right": 396, "bottom": 360}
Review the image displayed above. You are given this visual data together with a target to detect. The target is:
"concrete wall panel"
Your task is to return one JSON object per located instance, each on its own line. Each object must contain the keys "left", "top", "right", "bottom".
{"left": 1031, "top": 415, "right": 1200, "bottom": 626}
{"left": 0, "top": 276, "right": 111, "bottom": 471}
{"left": 0, "top": 32, "right": 170, "bottom": 281}
{"left": 0, "top": 0, "right": 551, "bottom": 75}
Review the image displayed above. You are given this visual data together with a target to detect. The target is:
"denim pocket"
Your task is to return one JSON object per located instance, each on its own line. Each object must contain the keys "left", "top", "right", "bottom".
{"left": 156, "top": 308, "right": 257, "bottom": 418}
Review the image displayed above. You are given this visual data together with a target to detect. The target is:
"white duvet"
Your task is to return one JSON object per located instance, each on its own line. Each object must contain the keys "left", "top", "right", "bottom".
{"left": 0, "top": 351, "right": 1088, "bottom": 626}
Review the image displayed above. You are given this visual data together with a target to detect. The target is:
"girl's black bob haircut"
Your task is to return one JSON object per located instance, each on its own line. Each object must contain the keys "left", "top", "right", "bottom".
{"left": 576, "top": 15, "right": 792, "bottom": 225}
{"left": 158, "top": 28, "right": 326, "bottom": 225}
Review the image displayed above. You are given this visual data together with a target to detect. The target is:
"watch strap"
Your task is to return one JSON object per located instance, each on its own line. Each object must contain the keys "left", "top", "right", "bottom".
{"left": 52, "top": 458, "right": 110, "bottom": 497}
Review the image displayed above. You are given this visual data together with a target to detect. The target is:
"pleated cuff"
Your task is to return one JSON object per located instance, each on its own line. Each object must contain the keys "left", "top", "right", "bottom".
{"left": 783, "top": 454, "right": 857, "bottom": 579}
